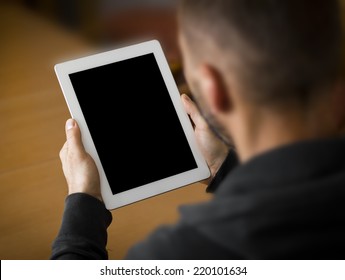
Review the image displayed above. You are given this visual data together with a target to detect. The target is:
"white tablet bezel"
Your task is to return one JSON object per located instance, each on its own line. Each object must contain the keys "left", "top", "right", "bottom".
{"left": 54, "top": 39, "right": 210, "bottom": 210}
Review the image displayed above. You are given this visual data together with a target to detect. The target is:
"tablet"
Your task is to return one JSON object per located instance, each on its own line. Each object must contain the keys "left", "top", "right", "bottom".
{"left": 54, "top": 40, "right": 210, "bottom": 210}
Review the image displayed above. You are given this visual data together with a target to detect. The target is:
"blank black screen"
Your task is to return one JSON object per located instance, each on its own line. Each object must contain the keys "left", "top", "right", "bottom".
{"left": 69, "top": 53, "right": 197, "bottom": 195}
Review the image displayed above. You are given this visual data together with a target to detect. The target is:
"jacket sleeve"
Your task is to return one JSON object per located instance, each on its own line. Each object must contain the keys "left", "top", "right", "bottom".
{"left": 50, "top": 193, "right": 113, "bottom": 260}
{"left": 206, "top": 149, "right": 239, "bottom": 193}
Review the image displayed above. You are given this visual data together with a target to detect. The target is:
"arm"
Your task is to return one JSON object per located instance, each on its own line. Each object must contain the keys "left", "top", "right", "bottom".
{"left": 51, "top": 193, "right": 112, "bottom": 260}
{"left": 51, "top": 119, "right": 112, "bottom": 260}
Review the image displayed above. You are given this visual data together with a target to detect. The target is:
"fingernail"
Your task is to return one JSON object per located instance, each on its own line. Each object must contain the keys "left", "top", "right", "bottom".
{"left": 66, "top": 119, "right": 75, "bottom": 130}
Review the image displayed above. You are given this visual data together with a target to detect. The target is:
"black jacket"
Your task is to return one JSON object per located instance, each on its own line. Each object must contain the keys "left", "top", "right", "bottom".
{"left": 51, "top": 137, "right": 345, "bottom": 259}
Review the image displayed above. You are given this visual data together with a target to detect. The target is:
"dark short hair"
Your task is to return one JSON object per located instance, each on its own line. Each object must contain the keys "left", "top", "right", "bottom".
{"left": 178, "top": 0, "right": 342, "bottom": 105}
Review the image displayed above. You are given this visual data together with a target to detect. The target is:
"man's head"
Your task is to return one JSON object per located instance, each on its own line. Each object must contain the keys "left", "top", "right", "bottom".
{"left": 178, "top": 0, "right": 344, "bottom": 160}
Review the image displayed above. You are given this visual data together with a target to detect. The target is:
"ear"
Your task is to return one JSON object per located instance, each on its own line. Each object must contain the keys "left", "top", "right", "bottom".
{"left": 198, "top": 64, "right": 232, "bottom": 114}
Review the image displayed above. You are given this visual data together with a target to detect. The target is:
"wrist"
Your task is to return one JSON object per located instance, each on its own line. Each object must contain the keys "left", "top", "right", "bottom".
{"left": 209, "top": 152, "right": 229, "bottom": 179}
{"left": 68, "top": 183, "right": 103, "bottom": 202}
{"left": 206, "top": 149, "right": 239, "bottom": 193}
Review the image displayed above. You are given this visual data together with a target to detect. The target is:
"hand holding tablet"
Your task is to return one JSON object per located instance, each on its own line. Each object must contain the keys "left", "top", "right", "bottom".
{"left": 55, "top": 40, "right": 210, "bottom": 210}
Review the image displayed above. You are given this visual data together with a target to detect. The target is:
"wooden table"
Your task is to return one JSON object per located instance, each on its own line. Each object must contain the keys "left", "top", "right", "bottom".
{"left": 0, "top": 3, "right": 210, "bottom": 259}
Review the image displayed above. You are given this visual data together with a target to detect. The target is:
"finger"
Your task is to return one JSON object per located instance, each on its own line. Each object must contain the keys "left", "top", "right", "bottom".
{"left": 65, "top": 119, "right": 86, "bottom": 156}
{"left": 181, "top": 94, "right": 208, "bottom": 129}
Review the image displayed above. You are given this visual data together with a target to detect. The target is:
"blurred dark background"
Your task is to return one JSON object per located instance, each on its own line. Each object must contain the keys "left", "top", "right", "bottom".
{"left": 10, "top": 0, "right": 180, "bottom": 60}
{"left": 4, "top": 0, "right": 188, "bottom": 88}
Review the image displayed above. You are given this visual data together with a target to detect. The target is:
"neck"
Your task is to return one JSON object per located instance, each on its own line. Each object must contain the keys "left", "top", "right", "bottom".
{"left": 232, "top": 97, "right": 339, "bottom": 163}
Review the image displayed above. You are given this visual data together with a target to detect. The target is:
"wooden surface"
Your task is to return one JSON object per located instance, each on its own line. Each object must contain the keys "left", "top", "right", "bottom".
{"left": 0, "top": 3, "right": 210, "bottom": 260}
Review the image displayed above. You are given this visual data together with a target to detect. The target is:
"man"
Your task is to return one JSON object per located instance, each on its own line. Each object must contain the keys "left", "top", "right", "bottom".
{"left": 51, "top": 0, "right": 345, "bottom": 259}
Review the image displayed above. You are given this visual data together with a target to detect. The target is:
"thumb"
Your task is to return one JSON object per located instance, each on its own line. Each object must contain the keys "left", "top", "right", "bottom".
{"left": 65, "top": 119, "right": 85, "bottom": 154}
